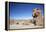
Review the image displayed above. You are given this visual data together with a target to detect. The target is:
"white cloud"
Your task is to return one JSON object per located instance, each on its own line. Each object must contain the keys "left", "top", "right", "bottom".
{"left": 14, "top": 17, "right": 33, "bottom": 20}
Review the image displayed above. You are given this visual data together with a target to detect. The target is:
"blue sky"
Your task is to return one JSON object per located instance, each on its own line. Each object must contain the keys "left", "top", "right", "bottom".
{"left": 9, "top": 2, "right": 44, "bottom": 20}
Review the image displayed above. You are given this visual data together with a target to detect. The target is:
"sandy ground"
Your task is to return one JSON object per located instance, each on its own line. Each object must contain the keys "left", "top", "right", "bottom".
{"left": 8, "top": 24, "right": 43, "bottom": 29}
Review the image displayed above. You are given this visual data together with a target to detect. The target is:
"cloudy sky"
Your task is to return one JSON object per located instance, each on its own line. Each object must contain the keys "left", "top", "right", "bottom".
{"left": 9, "top": 2, "right": 44, "bottom": 20}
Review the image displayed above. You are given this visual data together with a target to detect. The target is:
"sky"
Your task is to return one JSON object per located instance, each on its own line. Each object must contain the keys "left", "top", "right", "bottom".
{"left": 9, "top": 2, "right": 44, "bottom": 20}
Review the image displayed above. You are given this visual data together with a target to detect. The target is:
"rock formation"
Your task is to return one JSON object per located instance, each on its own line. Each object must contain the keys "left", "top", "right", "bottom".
{"left": 32, "top": 8, "right": 44, "bottom": 26}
